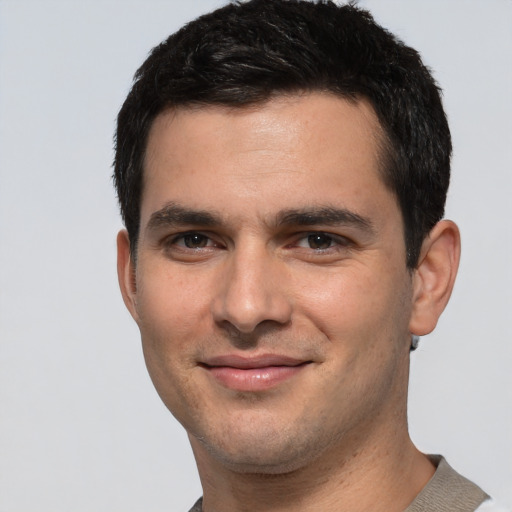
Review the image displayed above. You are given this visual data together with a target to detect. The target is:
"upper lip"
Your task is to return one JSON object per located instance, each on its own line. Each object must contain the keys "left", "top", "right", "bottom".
{"left": 201, "top": 354, "right": 309, "bottom": 369}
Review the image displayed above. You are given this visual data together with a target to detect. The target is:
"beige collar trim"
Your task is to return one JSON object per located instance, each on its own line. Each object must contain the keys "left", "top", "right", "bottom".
{"left": 404, "top": 455, "right": 489, "bottom": 512}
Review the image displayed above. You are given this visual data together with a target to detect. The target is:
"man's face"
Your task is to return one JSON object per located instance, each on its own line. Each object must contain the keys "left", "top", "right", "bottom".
{"left": 119, "top": 93, "right": 417, "bottom": 474}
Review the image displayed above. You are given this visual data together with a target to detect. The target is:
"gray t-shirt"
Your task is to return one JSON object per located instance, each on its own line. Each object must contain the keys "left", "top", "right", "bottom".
{"left": 188, "top": 456, "right": 490, "bottom": 511}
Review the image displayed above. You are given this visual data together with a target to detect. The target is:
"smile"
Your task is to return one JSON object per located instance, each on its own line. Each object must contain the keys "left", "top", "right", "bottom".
{"left": 200, "top": 354, "right": 311, "bottom": 392}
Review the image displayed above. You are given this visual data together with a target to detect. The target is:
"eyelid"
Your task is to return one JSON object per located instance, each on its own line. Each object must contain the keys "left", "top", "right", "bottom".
{"left": 159, "top": 229, "right": 354, "bottom": 252}
{"left": 164, "top": 230, "right": 224, "bottom": 249}
{"left": 175, "top": 232, "right": 211, "bottom": 245}
{"left": 291, "top": 231, "right": 353, "bottom": 249}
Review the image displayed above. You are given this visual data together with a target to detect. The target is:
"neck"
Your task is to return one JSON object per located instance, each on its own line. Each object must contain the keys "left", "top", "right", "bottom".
{"left": 191, "top": 422, "right": 435, "bottom": 512}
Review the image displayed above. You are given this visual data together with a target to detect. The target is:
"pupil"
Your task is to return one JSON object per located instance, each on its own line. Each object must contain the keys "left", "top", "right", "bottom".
{"left": 184, "top": 234, "right": 207, "bottom": 248}
{"left": 308, "top": 234, "right": 331, "bottom": 250}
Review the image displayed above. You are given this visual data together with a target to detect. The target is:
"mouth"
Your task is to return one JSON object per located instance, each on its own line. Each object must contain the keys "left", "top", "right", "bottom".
{"left": 199, "top": 354, "right": 312, "bottom": 392}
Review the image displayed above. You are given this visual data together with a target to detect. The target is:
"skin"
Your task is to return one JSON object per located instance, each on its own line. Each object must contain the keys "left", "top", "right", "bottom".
{"left": 118, "top": 93, "right": 460, "bottom": 511}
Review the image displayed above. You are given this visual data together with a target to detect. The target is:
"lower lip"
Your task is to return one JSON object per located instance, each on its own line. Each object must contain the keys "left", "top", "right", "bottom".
{"left": 204, "top": 364, "right": 308, "bottom": 392}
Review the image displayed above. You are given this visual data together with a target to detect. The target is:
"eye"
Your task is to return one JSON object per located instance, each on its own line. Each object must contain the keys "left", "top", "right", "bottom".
{"left": 165, "top": 231, "right": 220, "bottom": 251}
{"left": 305, "top": 233, "right": 334, "bottom": 250}
{"left": 295, "top": 232, "right": 348, "bottom": 251}
{"left": 160, "top": 231, "right": 223, "bottom": 262}
{"left": 180, "top": 233, "right": 211, "bottom": 249}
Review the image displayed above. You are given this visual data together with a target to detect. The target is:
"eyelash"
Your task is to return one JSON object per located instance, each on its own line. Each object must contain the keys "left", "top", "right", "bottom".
{"left": 292, "top": 232, "right": 352, "bottom": 251}
{"left": 163, "top": 230, "right": 352, "bottom": 254}
{"left": 166, "top": 231, "right": 223, "bottom": 250}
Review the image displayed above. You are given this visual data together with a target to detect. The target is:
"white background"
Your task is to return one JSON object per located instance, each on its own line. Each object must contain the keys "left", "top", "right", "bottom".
{"left": 0, "top": 1, "right": 511, "bottom": 510}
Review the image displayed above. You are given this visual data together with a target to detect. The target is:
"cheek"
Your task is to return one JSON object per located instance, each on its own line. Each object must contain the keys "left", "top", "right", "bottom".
{"left": 133, "top": 267, "right": 212, "bottom": 421}
{"left": 134, "top": 264, "right": 215, "bottom": 366}
{"left": 296, "top": 263, "right": 411, "bottom": 345}
{"left": 137, "top": 264, "right": 208, "bottom": 322}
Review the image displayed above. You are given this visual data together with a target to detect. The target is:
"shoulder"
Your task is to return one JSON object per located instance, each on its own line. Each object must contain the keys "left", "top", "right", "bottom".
{"left": 188, "top": 497, "right": 203, "bottom": 512}
{"left": 475, "top": 499, "right": 511, "bottom": 512}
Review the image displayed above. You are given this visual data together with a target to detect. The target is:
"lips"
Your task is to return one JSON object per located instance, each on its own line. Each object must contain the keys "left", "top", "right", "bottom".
{"left": 200, "top": 354, "right": 311, "bottom": 392}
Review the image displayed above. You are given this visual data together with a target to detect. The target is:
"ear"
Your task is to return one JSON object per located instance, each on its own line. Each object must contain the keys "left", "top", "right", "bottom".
{"left": 116, "top": 229, "right": 139, "bottom": 322}
{"left": 409, "top": 220, "right": 461, "bottom": 336}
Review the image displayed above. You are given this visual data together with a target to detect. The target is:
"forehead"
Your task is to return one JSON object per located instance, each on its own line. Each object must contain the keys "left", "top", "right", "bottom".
{"left": 141, "top": 93, "right": 395, "bottom": 227}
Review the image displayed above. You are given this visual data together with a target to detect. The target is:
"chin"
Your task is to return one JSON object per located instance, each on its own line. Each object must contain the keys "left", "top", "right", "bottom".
{"left": 191, "top": 417, "right": 329, "bottom": 475}
{"left": 206, "top": 444, "right": 313, "bottom": 475}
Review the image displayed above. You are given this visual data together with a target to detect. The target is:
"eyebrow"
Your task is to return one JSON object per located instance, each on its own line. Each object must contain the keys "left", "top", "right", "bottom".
{"left": 145, "top": 202, "right": 374, "bottom": 235}
{"left": 146, "top": 202, "right": 221, "bottom": 231}
{"left": 277, "top": 207, "right": 374, "bottom": 233}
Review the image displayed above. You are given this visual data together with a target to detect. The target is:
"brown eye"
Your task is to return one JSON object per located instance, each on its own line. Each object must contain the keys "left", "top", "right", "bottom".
{"left": 307, "top": 233, "right": 333, "bottom": 250}
{"left": 182, "top": 233, "right": 210, "bottom": 248}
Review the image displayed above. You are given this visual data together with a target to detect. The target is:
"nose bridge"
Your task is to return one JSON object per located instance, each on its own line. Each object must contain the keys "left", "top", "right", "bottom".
{"left": 212, "top": 239, "right": 291, "bottom": 333}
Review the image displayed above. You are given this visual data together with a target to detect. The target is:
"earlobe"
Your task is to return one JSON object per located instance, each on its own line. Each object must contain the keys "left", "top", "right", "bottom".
{"left": 116, "top": 229, "right": 139, "bottom": 322}
{"left": 409, "top": 220, "right": 461, "bottom": 336}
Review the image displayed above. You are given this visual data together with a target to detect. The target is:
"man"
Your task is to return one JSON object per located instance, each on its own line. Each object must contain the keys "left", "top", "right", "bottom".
{"left": 113, "top": 1, "right": 504, "bottom": 510}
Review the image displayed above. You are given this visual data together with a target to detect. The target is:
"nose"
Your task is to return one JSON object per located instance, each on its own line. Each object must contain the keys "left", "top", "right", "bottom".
{"left": 211, "top": 244, "right": 293, "bottom": 335}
